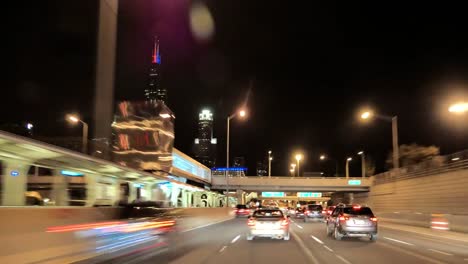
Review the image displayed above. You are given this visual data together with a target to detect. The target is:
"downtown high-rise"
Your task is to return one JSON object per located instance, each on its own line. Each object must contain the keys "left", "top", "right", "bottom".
{"left": 193, "top": 109, "right": 217, "bottom": 168}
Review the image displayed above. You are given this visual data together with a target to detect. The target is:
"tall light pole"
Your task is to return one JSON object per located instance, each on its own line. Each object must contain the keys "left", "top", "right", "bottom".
{"left": 345, "top": 157, "right": 352, "bottom": 179}
{"left": 319, "top": 154, "right": 339, "bottom": 177}
{"left": 358, "top": 151, "right": 366, "bottom": 177}
{"left": 361, "top": 110, "right": 399, "bottom": 169}
{"left": 226, "top": 109, "right": 246, "bottom": 207}
{"left": 268, "top": 150, "right": 273, "bottom": 177}
{"left": 295, "top": 154, "right": 303, "bottom": 177}
{"left": 289, "top": 168, "right": 295, "bottom": 177}
{"left": 67, "top": 114, "right": 88, "bottom": 154}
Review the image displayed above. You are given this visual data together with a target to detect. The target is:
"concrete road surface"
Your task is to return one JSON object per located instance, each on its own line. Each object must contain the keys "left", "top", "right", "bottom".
{"left": 79, "top": 218, "right": 468, "bottom": 264}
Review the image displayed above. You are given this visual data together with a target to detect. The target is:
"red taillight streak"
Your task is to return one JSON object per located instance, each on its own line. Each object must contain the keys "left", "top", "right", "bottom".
{"left": 281, "top": 219, "right": 289, "bottom": 226}
{"left": 46, "top": 221, "right": 124, "bottom": 233}
{"left": 322, "top": 210, "right": 326, "bottom": 214}
{"left": 370, "top": 217, "right": 378, "bottom": 222}
{"left": 327, "top": 210, "right": 332, "bottom": 214}
{"left": 305, "top": 211, "right": 310, "bottom": 214}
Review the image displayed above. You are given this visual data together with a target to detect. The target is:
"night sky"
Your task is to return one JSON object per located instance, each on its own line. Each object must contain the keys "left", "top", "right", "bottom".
{"left": 5, "top": 1, "right": 468, "bottom": 176}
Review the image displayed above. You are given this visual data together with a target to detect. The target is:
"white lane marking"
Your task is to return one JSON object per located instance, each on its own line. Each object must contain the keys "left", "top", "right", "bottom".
{"left": 290, "top": 229, "right": 320, "bottom": 264}
{"left": 219, "top": 246, "right": 227, "bottom": 253}
{"left": 295, "top": 224, "right": 304, "bottom": 229}
{"left": 427, "top": 249, "right": 453, "bottom": 256}
{"left": 310, "top": 235, "right": 324, "bottom": 244}
{"left": 335, "top": 254, "right": 352, "bottom": 264}
{"left": 181, "top": 218, "right": 233, "bottom": 233}
{"left": 378, "top": 242, "right": 446, "bottom": 264}
{"left": 231, "top": 235, "right": 241, "bottom": 244}
{"left": 384, "top": 237, "right": 414, "bottom": 246}
{"left": 323, "top": 245, "right": 333, "bottom": 252}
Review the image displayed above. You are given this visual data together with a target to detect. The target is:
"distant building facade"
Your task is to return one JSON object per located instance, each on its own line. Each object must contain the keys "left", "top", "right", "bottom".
{"left": 193, "top": 109, "right": 217, "bottom": 168}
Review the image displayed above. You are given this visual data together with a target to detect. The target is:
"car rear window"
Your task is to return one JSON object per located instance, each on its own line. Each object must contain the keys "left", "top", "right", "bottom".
{"left": 253, "top": 210, "right": 283, "bottom": 218}
{"left": 236, "top": 204, "right": 247, "bottom": 209}
{"left": 343, "top": 207, "right": 373, "bottom": 215}
{"left": 307, "top": 205, "right": 323, "bottom": 210}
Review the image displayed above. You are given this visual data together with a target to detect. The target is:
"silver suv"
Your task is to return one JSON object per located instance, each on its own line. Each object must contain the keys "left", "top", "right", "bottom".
{"left": 326, "top": 205, "right": 378, "bottom": 241}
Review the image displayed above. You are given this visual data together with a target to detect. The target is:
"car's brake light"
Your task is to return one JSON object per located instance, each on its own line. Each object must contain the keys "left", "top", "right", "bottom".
{"left": 353, "top": 205, "right": 361, "bottom": 209}
{"left": 370, "top": 217, "right": 378, "bottom": 222}
{"left": 281, "top": 219, "right": 289, "bottom": 226}
{"left": 322, "top": 210, "right": 326, "bottom": 214}
{"left": 305, "top": 210, "right": 310, "bottom": 214}
{"left": 327, "top": 210, "right": 332, "bottom": 214}
{"left": 247, "top": 219, "right": 256, "bottom": 226}
{"left": 339, "top": 215, "right": 349, "bottom": 221}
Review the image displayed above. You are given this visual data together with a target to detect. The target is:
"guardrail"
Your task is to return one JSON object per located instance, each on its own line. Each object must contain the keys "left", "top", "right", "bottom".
{"left": 373, "top": 150, "right": 468, "bottom": 185}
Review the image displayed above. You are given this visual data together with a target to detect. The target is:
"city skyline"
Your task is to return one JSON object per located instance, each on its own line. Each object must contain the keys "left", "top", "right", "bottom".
{"left": 3, "top": 1, "right": 468, "bottom": 176}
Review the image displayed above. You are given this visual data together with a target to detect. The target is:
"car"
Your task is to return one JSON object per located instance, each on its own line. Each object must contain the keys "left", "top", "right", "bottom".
{"left": 326, "top": 204, "right": 378, "bottom": 241}
{"left": 295, "top": 207, "right": 306, "bottom": 218}
{"left": 235, "top": 204, "right": 251, "bottom": 217}
{"left": 247, "top": 209, "right": 290, "bottom": 241}
{"left": 304, "top": 204, "right": 324, "bottom": 222}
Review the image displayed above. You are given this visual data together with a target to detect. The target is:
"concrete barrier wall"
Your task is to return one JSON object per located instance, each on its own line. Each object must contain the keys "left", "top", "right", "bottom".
{"left": 333, "top": 169, "right": 468, "bottom": 233}
{"left": 368, "top": 170, "right": 468, "bottom": 214}
{"left": 0, "top": 207, "right": 234, "bottom": 263}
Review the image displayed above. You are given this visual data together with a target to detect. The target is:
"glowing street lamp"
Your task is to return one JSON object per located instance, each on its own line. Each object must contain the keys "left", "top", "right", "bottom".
{"left": 359, "top": 109, "right": 399, "bottom": 169}
{"left": 66, "top": 114, "right": 88, "bottom": 154}
{"left": 448, "top": 102, "right": 468, "bottom": 114}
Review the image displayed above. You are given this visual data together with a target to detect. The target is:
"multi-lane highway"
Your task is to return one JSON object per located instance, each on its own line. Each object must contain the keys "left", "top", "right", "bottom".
{"left": 81, "top": 217, "right": 468, "bottom": 264}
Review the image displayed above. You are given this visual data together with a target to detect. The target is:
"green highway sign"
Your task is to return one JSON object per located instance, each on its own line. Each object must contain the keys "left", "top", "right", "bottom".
{"left": 261, "top": 192, "right": 285, "bottom": 197}
{"left": 348, "top": 180, "right": 362, "bottom": 185}
{"left": 297, "top": 192, "right": 322, "bottom": 198}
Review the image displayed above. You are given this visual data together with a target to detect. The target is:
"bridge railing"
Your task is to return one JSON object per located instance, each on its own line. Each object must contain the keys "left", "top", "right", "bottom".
{"left": 373, "top": 149, "right": 468, "bottom": 185}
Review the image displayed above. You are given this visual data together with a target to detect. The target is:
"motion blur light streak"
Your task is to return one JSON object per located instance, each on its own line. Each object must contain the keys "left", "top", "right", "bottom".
{"left": 46, "top": 221, "right": 124, "bottom": 233}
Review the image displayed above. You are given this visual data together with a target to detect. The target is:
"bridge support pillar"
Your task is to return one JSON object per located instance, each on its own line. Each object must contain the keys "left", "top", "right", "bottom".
{"left": 171, "top": 186, "right": 181, "bottom": 207}
{"left": 51, "top": 170, "right": 70, "bottom": 206}
{"left": 1, "top": 161, "right": 30, "bottom": 206}
{"left": 85, "top": 173, "right": 99, "bottom": 206}
{"left": 236, "top": 190, "right": 244, "bottom": 204}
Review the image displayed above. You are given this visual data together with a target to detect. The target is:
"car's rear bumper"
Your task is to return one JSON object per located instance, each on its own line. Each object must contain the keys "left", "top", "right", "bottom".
{"left": 250, "top": 229, "right": 288, "bottom": 237}
{"left": 340, "top": 225, "right": 377, "bottom": 235}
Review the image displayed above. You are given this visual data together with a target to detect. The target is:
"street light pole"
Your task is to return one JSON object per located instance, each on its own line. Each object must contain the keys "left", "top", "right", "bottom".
{"left": 82, "top": 122, "right": 88, "bottom": 154}
{"left": 360, "top": 111, "right": 399, "bottom": 169}
{"left": 346, "top": 157, "right": 352, "bottom": 179}
{"left": 268, "top": 150, "right": 272, "bottom": 177}
{"left": 225, "top": 110, "right": 246, "bottom": 207}
{"left": 67, "top": 115, "right": 88, "bottom": 154}
{"left": 358, "top": 151, "right": 366, "bottom": 177}
{"left": 392, "top": 116, "right": 399, "bottom": 169}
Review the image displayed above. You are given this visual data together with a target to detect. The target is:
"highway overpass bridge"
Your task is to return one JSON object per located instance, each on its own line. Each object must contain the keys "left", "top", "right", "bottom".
{"left": 211, "top": 176, "right": 371, "bottom": 192}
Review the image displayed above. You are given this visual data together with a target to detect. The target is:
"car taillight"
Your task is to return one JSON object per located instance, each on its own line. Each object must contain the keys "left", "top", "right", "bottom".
{"left": 322, "top": 210, "right": 326, "bottom": 214}
{"left": 281, "top": 219, "right": 289, "bottom": 226}
{"left": 327, "top": 210, "right": 332, "bottom": 214}
{"left": 247, "top": 219, "right": 256, "bottom": 226}
{"left": 305, "top": 210, "right": 310, "bottom": 214}
{"left": 370, "top": 217, "right": 378, "bottom": 222}
{"left": 339, "top": 215, "right": 349, "bottom": 221}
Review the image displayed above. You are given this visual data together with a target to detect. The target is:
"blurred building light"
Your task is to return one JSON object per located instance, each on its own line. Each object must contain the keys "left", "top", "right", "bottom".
{"left": 451, "top": 157, "right": 460, "bottom": 161}
{"left": 159, "top": 113, "right": 171, "bottom": 118}
{"left": 26, "top": 123, "right": 33, "bottom": 130}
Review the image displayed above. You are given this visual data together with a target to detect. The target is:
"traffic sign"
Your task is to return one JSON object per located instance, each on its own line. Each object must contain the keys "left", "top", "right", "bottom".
{"left": 261, "top": 192, "right": 285, "bottom": 197}
{"left": 348, "top": 180, "right": 361, "bottom": 185}
{"left": 297, "top": 192, "right": 322, "bottom": 198}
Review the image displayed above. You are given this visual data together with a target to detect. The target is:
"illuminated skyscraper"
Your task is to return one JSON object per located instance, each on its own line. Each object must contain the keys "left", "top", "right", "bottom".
{"left": 194, "top": 109, "right": 217, "bottom": 167}
{"left": 145, "top": 37, "right": 167, "bottom": 102}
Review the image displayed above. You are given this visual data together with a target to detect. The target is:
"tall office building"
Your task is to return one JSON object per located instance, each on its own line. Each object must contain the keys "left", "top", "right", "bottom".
{"left": 194, "top": 109, "right": 217, "bottom": 168}
{"left": 144, "top": 37, "right": 167, "bottom": 102}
